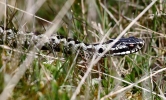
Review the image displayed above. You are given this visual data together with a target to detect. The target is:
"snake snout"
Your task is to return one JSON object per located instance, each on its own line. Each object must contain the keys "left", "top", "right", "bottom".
{"left": 136, "top": 39, "right": 144, "bottom": 50}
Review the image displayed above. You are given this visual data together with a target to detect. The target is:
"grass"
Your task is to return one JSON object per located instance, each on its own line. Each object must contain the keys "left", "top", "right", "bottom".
{"left": 0, "top": 0, "right": 166, "bottom": 100}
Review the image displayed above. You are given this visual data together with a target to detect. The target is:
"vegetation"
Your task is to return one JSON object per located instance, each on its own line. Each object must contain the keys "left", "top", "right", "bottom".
{"left": 0, "top": 0, "right": 166, "bottom": 100}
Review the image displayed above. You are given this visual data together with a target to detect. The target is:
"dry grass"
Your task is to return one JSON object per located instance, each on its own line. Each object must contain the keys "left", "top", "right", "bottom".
{"left": 0, "top": 0, "right": 166, "bottom": 100}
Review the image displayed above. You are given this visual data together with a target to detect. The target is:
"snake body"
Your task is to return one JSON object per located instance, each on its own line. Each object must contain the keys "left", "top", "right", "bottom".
{"left": 0, "top": 26, "right": 144, "bottom": 57}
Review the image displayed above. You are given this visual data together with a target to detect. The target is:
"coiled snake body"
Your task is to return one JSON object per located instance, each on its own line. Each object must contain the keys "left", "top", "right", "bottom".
{"left": 0, "top": 26, "right": 144, "bottom": 57}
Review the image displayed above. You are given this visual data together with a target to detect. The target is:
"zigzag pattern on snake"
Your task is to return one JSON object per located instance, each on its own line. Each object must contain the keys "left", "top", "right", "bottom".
{"left": 0, "top": 26, "right": 144, "bottom": 57}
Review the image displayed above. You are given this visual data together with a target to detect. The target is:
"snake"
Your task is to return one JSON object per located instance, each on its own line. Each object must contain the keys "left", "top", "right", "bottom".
{"left": 0, "top": 26, "right": 144, "bottom": 57}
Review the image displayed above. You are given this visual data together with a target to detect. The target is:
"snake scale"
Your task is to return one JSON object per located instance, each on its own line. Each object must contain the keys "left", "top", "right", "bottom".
{"left": 0, "top": 26, "right": 144, "bottom": 57}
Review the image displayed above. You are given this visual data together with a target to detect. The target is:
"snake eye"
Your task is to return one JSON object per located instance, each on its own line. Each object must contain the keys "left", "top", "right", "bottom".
{"left": 129, "top": 44, "right": 134, "bottom": 47}
{"left": 98, "top": 48, "right": 104, "bottom": 53}
{"left": 127, "top": 44, "right": 136, "bottom": 50}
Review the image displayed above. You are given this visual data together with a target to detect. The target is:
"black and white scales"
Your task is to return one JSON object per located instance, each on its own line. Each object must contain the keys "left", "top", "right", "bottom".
{"left": 0, "top": 26, "right": 144, "bottom": 57}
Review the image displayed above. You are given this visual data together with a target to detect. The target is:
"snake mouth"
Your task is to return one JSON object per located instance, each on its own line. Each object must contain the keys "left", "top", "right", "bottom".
{"left": 111, "top": 47, "right": 139, "bottom": 56}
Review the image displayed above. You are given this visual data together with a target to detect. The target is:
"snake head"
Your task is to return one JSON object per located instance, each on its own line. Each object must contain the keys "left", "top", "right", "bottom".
{"left": 109, "top": 37, "right": 144, "bottom": 56}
